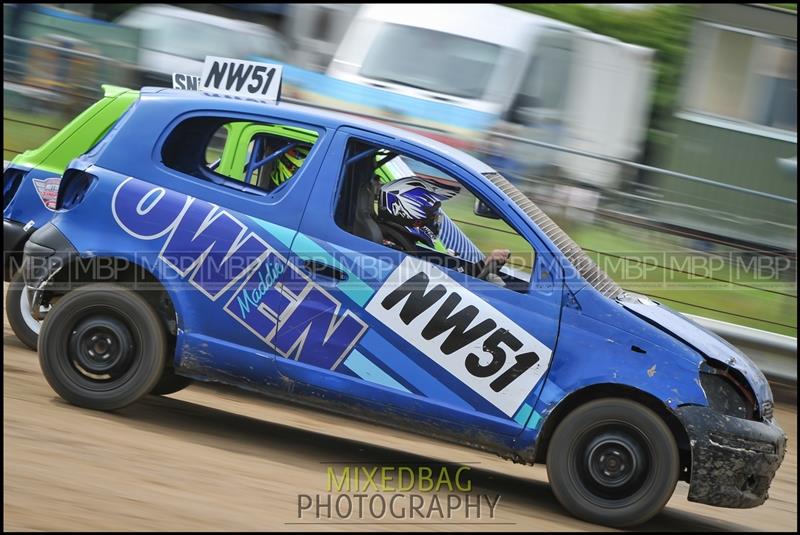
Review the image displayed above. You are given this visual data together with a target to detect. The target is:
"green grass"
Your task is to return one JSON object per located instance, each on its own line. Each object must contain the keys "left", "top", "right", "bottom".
{"left": 3, "top": 110, "right": 67, "bottom": 161}
{"left": 447, "top": 195, "right": 796, "bottom": 336}
{"left": 570, "top": 225, "right": 796, "bottom": 336}
{"left": 445, "top": 192, "right": 536, "bottom": 273}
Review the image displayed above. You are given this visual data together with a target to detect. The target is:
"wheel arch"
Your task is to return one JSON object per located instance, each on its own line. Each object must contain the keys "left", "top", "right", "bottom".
{"left": 45, "top": 255, "right": 180, "bottom": 348}
{"left": 533, "top": 383, "right": 692, "bottom": 482}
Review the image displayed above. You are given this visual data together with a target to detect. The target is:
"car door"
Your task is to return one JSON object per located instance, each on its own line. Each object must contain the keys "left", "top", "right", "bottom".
{"left": 275, "top": 127, "right": 564, "bottom": 438}
{"left": 112, "top": 112, "right": 330, "bottom": 387}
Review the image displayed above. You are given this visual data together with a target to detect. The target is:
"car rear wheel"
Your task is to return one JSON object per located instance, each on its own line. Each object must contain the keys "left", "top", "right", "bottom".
{"left": 6, "top": 269, "right": 42, "bottom": 350}
{"left": 546, "top": 398, "right": 679, "bottom": 527}
{"left": 39, "top": 283, "right": 168, "bottom": 411}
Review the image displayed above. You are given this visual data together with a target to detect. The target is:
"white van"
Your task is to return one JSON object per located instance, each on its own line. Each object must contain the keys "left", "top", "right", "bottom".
{"left": 117, "top": 4, "right": 288, "bottom": 87}
{"left": 327, "top": 4, "right": 654, "bottom": 189}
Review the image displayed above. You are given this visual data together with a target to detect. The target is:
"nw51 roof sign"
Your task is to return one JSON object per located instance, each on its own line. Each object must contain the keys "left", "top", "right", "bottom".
{"left": 172, "top": 56, "right": 282, "bottom": 102}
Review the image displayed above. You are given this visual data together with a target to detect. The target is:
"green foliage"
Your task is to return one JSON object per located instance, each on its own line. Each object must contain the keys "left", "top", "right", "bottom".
{"left": 768, "top": 4, "right": 797, "bottom": 11}
{"left": 508, "top": 4, "right": 697, "bottom": 146}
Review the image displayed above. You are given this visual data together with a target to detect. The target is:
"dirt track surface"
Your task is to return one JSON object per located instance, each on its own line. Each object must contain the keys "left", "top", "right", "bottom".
{"left": 3, "top": 293, "right": 797, "bottom": 531}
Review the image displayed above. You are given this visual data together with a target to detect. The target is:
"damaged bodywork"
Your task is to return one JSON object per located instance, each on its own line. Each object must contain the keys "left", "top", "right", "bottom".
{"left": 676, "top": 405, "right": 786, "bottom": 507}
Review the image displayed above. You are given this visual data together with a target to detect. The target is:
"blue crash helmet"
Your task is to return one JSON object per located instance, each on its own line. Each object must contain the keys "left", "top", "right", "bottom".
{"left": 378, "top": 176, "right": 460, "bottom": 248}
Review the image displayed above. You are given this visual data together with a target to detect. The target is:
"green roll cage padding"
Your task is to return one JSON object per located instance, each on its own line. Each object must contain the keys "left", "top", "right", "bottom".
{"left": 216, "top": 122, "right": 320, "bottom": 183}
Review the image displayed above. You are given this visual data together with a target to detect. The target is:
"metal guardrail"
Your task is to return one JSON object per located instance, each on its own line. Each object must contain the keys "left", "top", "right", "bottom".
{"left": 488, "top": 131, "right": 798, "bottom": 205}
{"left": 286, "top": 94, "right": 797, "bottom": 205}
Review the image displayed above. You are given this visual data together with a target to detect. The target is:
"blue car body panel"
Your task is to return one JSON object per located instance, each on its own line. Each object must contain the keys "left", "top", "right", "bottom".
{"left": 31, "top": 88, "right": 775, "bottom": 458}
{"left": 621, "top": 299, "right": 772, "bottom": 404}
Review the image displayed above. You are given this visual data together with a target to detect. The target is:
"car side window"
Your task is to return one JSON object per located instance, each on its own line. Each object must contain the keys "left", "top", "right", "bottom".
{"left": 334, "top": 137, "right": 536, "bottom": 292}
{"left": 161, "top": 116, "right": 318, "bottom": 194}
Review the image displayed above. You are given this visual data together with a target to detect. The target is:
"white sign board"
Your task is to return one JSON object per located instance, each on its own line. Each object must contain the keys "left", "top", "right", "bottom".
{"left": 365, "top": 256, "right": 552, "bottom": 417}
{"left": 199, "top": 56, "right": 282, "bottom": 101}
{"left": 172, "top": 73, "right": 201, "bottom": 91}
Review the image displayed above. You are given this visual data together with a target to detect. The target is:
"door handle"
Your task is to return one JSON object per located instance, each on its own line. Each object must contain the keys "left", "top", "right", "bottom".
{"left": 303, "top": 259, "right": 348, "bottom": 281}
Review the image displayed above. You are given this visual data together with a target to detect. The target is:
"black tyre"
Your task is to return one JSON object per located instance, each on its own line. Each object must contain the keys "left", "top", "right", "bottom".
{"left": 38, "top": 283, "right": 168, "bottom": 411}
{"left": 150, "top": 369, "right": 192, "bottom": 396}
{"left": 6, "top": 269, "right": 41, "bottom": 350}
{"left": 546, "top": 398, "right": 679, "bottom": 527}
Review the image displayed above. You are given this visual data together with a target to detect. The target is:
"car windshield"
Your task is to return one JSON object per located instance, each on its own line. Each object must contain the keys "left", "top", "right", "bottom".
{"left": 483, "top": 172, "right": 624, "bottom": 298}
{"left": 119, "top": 10, "right": 285, "bottom": 61}
{"left": 359, "top": 23, "right": 502, "bottom": 99}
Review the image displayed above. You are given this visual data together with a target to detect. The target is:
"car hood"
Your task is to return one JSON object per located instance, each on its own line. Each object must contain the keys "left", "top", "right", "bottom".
{"left": 621, "top": 295, "right": 772, "bottom": 406}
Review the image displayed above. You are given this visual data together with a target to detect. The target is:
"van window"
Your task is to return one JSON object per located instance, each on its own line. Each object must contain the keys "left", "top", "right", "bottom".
{"left": 684, "top": 23, "right": 796, "bottom": 132}
{"left": 359, "top": 23, "right": 501, "bottom": 99}
{"left": 513, "top": 30, "right": 574, "bottom": 117}
{"left": 119, "top": 9, "right": 287, "bottom": 62}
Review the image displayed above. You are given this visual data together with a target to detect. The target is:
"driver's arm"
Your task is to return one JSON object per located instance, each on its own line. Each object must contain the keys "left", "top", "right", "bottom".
{"left": 470, "top": 248, "right": 510, "bottom": 283}
{"left": 485, "top": 249, "right": 511, "bottom": 267}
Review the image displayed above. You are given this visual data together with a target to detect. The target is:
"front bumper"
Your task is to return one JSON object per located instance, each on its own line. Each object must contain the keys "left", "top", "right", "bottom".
{"left": 676, "top": 405, "right": 786, "bottom": 508}
{"left": 4, "top": 218, "right": 35, "bottom": 281}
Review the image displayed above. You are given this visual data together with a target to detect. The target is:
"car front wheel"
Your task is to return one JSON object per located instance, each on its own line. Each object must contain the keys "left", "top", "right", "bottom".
{"left": 150, "top": 369, "right": 192, "bottom": 396}
{"left": 39, "top": 283, "right": 168, "bottom": 411}
{"left": 546, "top": 397, "right": 679, "bottom": 527}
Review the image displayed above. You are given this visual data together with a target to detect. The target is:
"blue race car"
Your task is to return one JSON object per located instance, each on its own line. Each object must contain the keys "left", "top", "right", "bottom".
{"left": 20, "top": 81, "right": 785, "bottom": 527}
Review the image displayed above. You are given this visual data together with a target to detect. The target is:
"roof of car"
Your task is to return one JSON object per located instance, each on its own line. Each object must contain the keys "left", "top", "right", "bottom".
{"left": 140, "top": 87, "right": 495, "bottom": 174}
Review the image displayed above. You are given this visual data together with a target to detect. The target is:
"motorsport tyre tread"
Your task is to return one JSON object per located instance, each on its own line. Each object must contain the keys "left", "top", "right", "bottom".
{"left": 39, "top": 283, "right": 168, "bottom": 411}
{"left": 150, "top": 370, "right": 192, "bottom": 396}
{"left": 546, "top": 397, "right": 679, "bottom": 527}
{"left": 6, "top": 269, "right": 39, "bottom": 350}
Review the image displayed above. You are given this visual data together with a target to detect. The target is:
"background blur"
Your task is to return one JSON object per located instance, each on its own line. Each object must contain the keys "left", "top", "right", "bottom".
{"left": 3, "top": 3, "right": 796, "bottom": 336}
